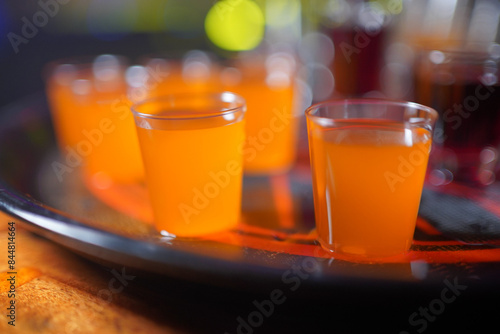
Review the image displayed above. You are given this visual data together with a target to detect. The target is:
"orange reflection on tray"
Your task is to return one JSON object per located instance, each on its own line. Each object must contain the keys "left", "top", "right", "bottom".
{"left": 84, "top": 172, "right": 500, "bottom": 264}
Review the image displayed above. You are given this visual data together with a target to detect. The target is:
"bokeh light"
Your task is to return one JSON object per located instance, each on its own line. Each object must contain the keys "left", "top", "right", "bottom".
{"left": 265, "top": 0, "right": 301, "bottom": 28}
{"left": 205, "top": 0, "right": 265, "bottom": 51}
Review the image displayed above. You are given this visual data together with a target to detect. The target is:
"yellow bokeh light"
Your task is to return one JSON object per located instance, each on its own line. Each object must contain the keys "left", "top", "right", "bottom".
{"left": 205, "top": 0, "right": 265, "bottom": 51}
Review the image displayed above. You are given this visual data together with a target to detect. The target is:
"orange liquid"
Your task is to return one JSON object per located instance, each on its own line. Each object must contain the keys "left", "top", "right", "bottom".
{"left": 222, "top": 65, "right": 298, "bottom": 174}
{"left": 135, "top": 115, "right": 245, "bottom": 237}
{"left": 46, "top": 73, "right": 91, "bottom": 150}
{"left": 145, "top": 59, "right": 299, "bottom": 174}
{"left": 81, "top": 97, "right": 145, "bottom": 185}
{"left": 309, "top": 121, "right": 432, "bottom": 258}
{"left": 46, "top": 68, "right": 144, "bottom": 185}
{"left": 145, "top": 62, "right": 222, "bottom": 99}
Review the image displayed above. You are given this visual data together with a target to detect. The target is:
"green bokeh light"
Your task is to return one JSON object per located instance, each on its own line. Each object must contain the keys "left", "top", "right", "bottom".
{"left": 205, "top": 0, "right": 265, "bottom": 51}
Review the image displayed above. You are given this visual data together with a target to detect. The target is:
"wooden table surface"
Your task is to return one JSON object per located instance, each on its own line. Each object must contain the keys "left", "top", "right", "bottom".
{"left": 0, "top": 211, "right": 333, "bottom": 334}
{"left": 0, "top": 211, "right": 187, "bottom": 334}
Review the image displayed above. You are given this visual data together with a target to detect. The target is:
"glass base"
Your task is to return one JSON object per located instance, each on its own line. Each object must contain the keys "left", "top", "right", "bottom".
{"left": 318, "top": 239, "right": 412, "bottom": 263}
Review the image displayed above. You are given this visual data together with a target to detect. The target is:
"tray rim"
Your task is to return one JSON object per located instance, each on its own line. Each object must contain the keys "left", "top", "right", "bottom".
{"left": 2, "top": 92, "right": 498, "bottom": 291}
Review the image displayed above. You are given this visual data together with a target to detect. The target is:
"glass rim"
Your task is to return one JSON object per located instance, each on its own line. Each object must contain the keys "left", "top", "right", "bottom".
{"left": 305, "top": 98, "right": 438, "bottom": 123}
{"left": 42, "top": 54, "right": 128, "bottom": 81}
{"left": 139, "top": 49, "right": 217, "bottom": 63}
{"left": 131, "top": 91, "right": 246, "bottom": 121}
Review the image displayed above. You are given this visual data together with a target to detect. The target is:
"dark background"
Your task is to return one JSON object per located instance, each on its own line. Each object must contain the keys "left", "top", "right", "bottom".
{"left": 0, "top": 0, "right": 218, "bottom": 109}
{"left": 1, "top": 1, "right": 500, "bottom": 332}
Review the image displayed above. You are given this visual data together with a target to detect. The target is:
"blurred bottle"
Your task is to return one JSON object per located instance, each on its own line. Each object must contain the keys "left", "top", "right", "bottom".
{"left": 301, "top": 0, "right": 401, "bottom": 100}
{"left": 391, "top": 0, "right": 500, "bottom": 185}
{"left": 387, "top": 0, "right": 500, "bottom": 99}
{"left": 413, "top": 44, "right": 500, "bottom": 186}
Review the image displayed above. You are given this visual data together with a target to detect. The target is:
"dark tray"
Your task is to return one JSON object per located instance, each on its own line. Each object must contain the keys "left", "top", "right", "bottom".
{"left": 1, "top": 92, "right": 500, "bottom": 294}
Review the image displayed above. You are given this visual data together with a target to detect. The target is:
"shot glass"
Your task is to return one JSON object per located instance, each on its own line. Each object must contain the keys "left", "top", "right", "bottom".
{"left": 44, "top": 55, "right": 145, "bottom": 186}
{"left": 81, "top": 97, "right": 145, "bottom": 187}
{"left": 44, "top": 54, "right": 127, "bottom": 151}
{"left": 413, "top": 44, "right": 500, "bottom": 185}
{"left": 139, "top": 50, "right": 223, "bottom": 100}
{"left": 131, "top": 92, "right": 246, "bottom": 237}
{"left": 221, "top": 51, "right": 301, "bottom": 174}
{"left": 306, "top": 99, "right": 437, "bottom": 259}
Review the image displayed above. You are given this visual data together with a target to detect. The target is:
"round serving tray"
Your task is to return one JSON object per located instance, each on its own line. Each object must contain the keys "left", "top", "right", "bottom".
{"left": 1, "top": 93, "right": 500, "bottom": 295}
